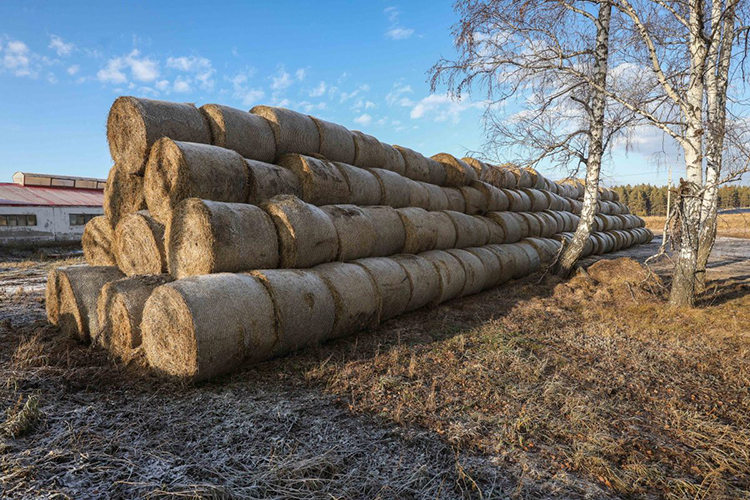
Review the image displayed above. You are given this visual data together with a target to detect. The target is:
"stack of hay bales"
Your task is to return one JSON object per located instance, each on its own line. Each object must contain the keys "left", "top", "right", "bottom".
{"left": 52, "top": 97, "right": 653, "bottom": 381}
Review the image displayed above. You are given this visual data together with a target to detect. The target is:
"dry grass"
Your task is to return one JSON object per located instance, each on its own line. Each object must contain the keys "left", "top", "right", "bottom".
{"left": 644, "top": 212, "right": 750, "bottom": 239}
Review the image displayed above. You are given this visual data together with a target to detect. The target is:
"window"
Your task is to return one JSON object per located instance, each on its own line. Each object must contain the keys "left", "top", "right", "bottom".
{"left": 0, "top": 214, "right": 37, "bottom": 227}
{"left": 69, "top": 213, "right": 97, "bottom": 226}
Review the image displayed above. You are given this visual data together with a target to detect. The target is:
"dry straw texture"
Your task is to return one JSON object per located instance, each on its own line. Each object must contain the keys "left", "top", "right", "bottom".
{"left": 459, "top": 186, "right": 488, "bottom": 215}
{"left": 487, "top": 211, "right": 527, "bottom": 243}
{"left": 479, "top": 216, "right": 506, "bottom": 244}
{"left": 461, "top": 157, "right": 488, "bottom": 181}
{"left": 168, "top": 199, "right": 279, "bottom": 278}
{"left": 353, "top": 257, "right": 411, "bottom": 321}
{"left": 246, "top": 159, "right": 302, "bottom": 204}
{"left": 419, "top": 250, "right": 466, "bottom": 306}
{"left": 431, "top": 153, "right": 477, "bottom": 187}
{"left": 96, "top": 274, "right": 172, "bottom": 360}
{"left": 310, "top": 116, "right": 356, "bottom": 164}
{"left": 485, "top": 244, "right": 516, "bottom": 284}
{"left": 397, "top": 207, "right": 438, "bottom": 254}
{"left": 471, "top": 181, "right": 509, "bottom": 212}
{"left": 442, "top": 187, "right": 466, "bottom": 213}
{"left": 321, "top": 205, "right": 377, "bottom": 261}
{"left": 360, "top": 206, "right": 406, "bottom": 257}
{"left": 419, "top": 182, "right": 450, "bottom": 211}
{"left": 82, "top": 215, "right": 117, "bottom": 266}
{"left": 142, "top": 273, "right": 275, "bottom": 381}
{"left": 445, "top": 211, "right": 489, "bottom": 248}
{"left": 352, "top": 131, "right": 387, "bottom": 169}
{"left": 103, "top": 164, "right": 146, "bottom": 228}
{"left": 445, "top": 249, "right": 486, "bottom": 296}
{"left": 250, "top": 105, "right": 320, "bottom": 157}
{"left": 392, "top": 255, "right": 440, "bottom": 312}
{"left": 406, "top": 180, "right": 430, "bottom": 209}
{"left": 114, "top": 210, "right": 166, "bottom": 276}
{"left": 144, "top": 139, "right": 249, "bottom": 223}
{"left": 431, "top": 211, "right": 458, "bottom": 250}
{"left": 466, "top": 246, "right": 503, "bottom": 289}
{"left": 505, "top": 189, "right": 533, "bottom": 212}
{"left": 368, "top": 167, "right": 410, "bottom": 208}
{"left": 314, "top": 262, "right": 380, "bottom": 339}
{"left": 393, "top": 145, "right": 431, "bottom": 183}
{"left": 107, "top": 97, "right": 210, "bottom": 174}
{"left": 518, "top": 212, "right": 543, "bottom": 237}
{"left": 277, "top": 154, "right": 350, "bottom": 206}
{"left": 200, "top": 104, "right": 276, "bottom": 162}
{"left": 522, "top": 188, "right": 550, "bottom": 212}
{"left": 333, "top": 162, "right": 382, "bottom": 205}
{"left": 509, "top": 167, "right": 534, "bottom": 189}
{"left": 380, "top": 142, "right": 408, "bottom": 176}
{"left": 261, "top": 195, "right": 338, "bottom": 269}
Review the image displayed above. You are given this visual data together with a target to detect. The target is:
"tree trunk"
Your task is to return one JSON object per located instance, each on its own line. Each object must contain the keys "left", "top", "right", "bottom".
{"left": 554, "top": 1, "right": 612, "bottom": 278}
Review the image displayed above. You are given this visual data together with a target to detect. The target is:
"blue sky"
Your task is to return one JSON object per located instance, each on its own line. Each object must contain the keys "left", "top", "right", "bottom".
{"left": 0, "top": 1, "right": 673, "bottom": 187}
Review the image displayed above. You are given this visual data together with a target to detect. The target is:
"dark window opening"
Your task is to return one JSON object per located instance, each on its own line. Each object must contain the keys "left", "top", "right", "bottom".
{"left": 69, "top": 213, "right": 97, "bottom": 226}
{"left": 0, "top": 214, "right": 37, "bottom": 227}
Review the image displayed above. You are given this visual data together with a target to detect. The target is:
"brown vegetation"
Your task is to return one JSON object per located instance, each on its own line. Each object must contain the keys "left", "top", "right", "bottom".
{"left": 644, "top": 212, "right": 750, "bottom": 239}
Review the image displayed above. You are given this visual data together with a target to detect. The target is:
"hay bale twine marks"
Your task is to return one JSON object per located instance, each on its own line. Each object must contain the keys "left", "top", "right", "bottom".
{"left": 56, "top": 266, "right": 124, "bottom": 342}
{"left": 498, "top": 244, "right": 532, "bottom": 279}
{"left": 517, "top": 241, "right": 542, "bottom": 272}
{"left": 313, "top": 262, "right": 380, "bottom": 338}
{"left": 96, "top": 274, "right": 172, "bottom": 359}
{"left": 420, "top": 250, "right": 466, "bottom": 305}
{"left": 525, "top": 167, "right": 547, "bottom": 189}
{"left": 114, "top": 211, "right": 166, "bottom": 276}
{"left": 246, "top": 159, "right": 303, "bottom": 204}
{"left": 103, "top": 165, "right": 146, "bottom": 228}
{"left": 107, "top": 97, "right": 211, "bottom": 175}
{"left": 368, "top": 167, "right": 411, "bottom": 208}
{"left": 352, "top": 130, "right": 386, "bottom": 168}
{"left": 394, "top": 145, "right": 432, "bottom": 183}
{"left": 465, "top": 247, "right": 503, "bottom": 289}
{"left": 462, "top": 157, "right": 490, "bottom": 182}
{"left": 381, "top": 143, "right": 408, "bottom": 176}
{"left": 82, "top": 216, "right": 117, "bottom": 267}
{"left": 333, "top": 162, "right": 382, "bottom": 205}
{"left": 407, "top": 179, "right": 431, "bottom": 209}
{"left": 534, "top": 212, "right": 559, "bottom": 238}
{"left": 252, "top": 269, "right": 336, "bottom": 354}
{"left": 471, "top": 181, "right": 509, "bottom": 212}
{"left": 522, "top": 188, "right": 550, "bottom": 212}
{"left": 200, "top": 104, "right": 276, "bottom": 162}
{"left": 485, "top": 244, "right": 516, "bottom": 284}
{"left": 361, "top": 206, "right": 406, "bottom": 257}
{"left": 487, "top": 211, "right": 527, "bottom": 243}
{"left": 277, "top": 154, "right": 350, "bottom": 206}
{"left": 459, "top": 186, "right": 488, "bottom": 215}
{"left": 445, "top": 211, "right": 489, "bottom": 248}
{"left": 445, "top": 249, "right": 486, "bottom": 297}
{"left": 431, "top": 153, "right": 477, "bottom": 186}
{"left": 420, "top": 182, "right": 450, "bottom": 211}
{"left": 144, "top": 139, "right": 249, "bottom": 224}
{"left": 310, "top": 115, "right": 356, "bottom": 164}
{"left": 508, "top": 167, "right": 534, "bottom": 189}
{"left": 261, "top": 195, "right": 338, "bottom": 269}
{"left": 354, "top": 257, "right": 411, "bottom": 320}
{"left": 443, "top": 187, "right": 466, "bottom": 213}
{"left": 397, "top": 207, "right": 439, "bottom": 254}
{"left": 169, "top": 200, "right": 278, "bottom": 278}
{"left": 431, "top": 211, "right": 458, "bottom": 250}
{"left": 142, "top": 273, "right": 275, "bottom": 381}
{"left": 544, "top": 191, "right": 565, "bottom": 211}
{"left": 503, "top": 189, "right": 532, "bottom": 212}
{"left": 544, "top": 210, "right": 566, "bottom": 234}
{"left": 479, "top": 216, "right": 506, "bottom": 244}
{"left": 521, "top": 237, "right": 560, "bottom": 264}
{"left": 250, "top": 105, "right": 320, "bottom": 157}
{"left": 392, "top": 255, "right": 440, "bottom": 312}
{"left": 518, "top": 212, "right": 543, "bottom": 237}
{"left": 322, "top": 204, "right": 377, "bottom": 261}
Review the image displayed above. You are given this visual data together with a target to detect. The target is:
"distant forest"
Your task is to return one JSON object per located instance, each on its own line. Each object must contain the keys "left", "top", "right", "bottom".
{"left": 611, "top": 184, "right": 750, "bottom": 216}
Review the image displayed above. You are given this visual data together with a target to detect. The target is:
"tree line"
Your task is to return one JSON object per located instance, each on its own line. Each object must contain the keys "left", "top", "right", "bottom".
{"left": 612, "top": 184, "right": 750, "bottom": 216}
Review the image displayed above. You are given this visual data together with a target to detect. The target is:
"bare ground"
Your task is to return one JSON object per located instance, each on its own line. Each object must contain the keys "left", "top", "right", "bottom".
{"left": 1, "top": 238, "right": 748, "bottom": 499}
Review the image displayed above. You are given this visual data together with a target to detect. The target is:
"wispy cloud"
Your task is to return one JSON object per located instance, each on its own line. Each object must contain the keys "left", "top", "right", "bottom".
{"left": 166, "top": 55, "right": 215, "bottom": 90}
{"left": 383, "top": 7, "right": 415, "bottom": 40}
{"left": 67, "top": 64, "right": 80, "bottom": 75}
{"left": 385, "top": 28, "right": 414, "bottom": 40}
{"left": 410, "top": 94, "right": 484, "bottom": 123}
{"left": 310, "top": 81, "right": 327, "bottom": 97}
{"left": 230, "top": 72, "right": 265, "bottom": 106}
{"left": 49, "top": 35, "right": 74, "bottom": 56}
{"left": 97, "top": 49, "right": 159, "bottom": 84}
{"left": 271, "top": 65, "right": 293, "bottom": 91}
{"left": 386, "top": 81, "right": 414, "bottom": 106}
{"left": 353, "top": 113, "right": 373, "bottom": 126}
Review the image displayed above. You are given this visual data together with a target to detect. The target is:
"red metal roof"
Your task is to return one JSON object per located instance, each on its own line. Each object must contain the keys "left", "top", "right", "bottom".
{"left": 0, "top": 183, "right": 104, "bottom": 207}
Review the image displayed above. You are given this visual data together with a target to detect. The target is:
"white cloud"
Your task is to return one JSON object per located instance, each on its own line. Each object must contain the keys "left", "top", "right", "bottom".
{"left": 410, "top": 94, "right": 484, "bottom": 123}
{"left": 2, "top": 40, "right": 33, "bottom": 77}
{"left": 298, "top": 101, "right": 327, "bottom": 113}
{"left": 231, "top": 73, "right": 265, "bottom": 106}
{"left": 173, "top": 76, "right": 191, "bottom": 93}
{"left": 166, "top": 56, "right": 215, "bottom": 90}
{"left": 97, "top": 50, "right": 159, "bottom": 84}
{"left": 386, "top": 81, "right": 414, "bottom": 106}
{"left": 310, "top": 81, "right": 327, "bottom": 97}
{"left": 365, "top": 101, "right": 376, "bottom": 109}
{"left": 271, "top": 66, "right": 293, "bottom": 91}
{"left": 340, "top": 84, "right": 370, "bottom": 103}
{"left": 275, "top": 98, "right": 291, "bottom": 107}
{"left": 383, "top": 7, "right": 415, "bottom": 40}
{"left": 46, "top": 72, "right": 58, "bottom": 84}
{"left": 97, "top": 57, "right": 127, "bottom": 83}
{"left": 384, "top": 6, "right": 400, "bottom": 23}
{"left": 155, "top": 79, "right": 170, "bottom": 91}
{"left": 354, "top": 114, "right": 373, "bottom": 126}
{"left": 385, "top": 28, "right": 414, "bottom": 40}
{"left": 49, "top": 35, "right": 74, "bottom": 56}
{"left": 67, "top": 64, "right": 80, "bottom": 75}
{"left": 295, "top": 68, "right": 306, "bottom": 81}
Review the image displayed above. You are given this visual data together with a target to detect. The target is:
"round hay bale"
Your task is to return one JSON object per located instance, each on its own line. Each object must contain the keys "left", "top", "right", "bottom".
{"left": 103, "top": 165, "right": 146, "bottom": 228}
{"left": 200, "top": 104, "right": 276, "bottom": 162}
{"left": 407, "top": 179, "right": 431, "bottom": 209}
{"left": 503, "top": 189, "right": 532, "bottom": 212}
{"left": 168, "top": 200, "right": 278, "bottom": 278}
{"left": 354, "top": 257, "right": 411, "bottom": 321}
{"left": 522, "top": 188, "right": 550, "bottom": 212}
{"left": 46, "top": 267, "right": 65, "bottom": 326}
{"left": 250, "top": 105, "right": 320, "bottom": 157}
{"left": 544, "top": 210, "right": 566, "bottom": 234}
{"left": 471, "top": 181, "right": 509, "bottom": 212}
{"left": 461, "top": 157, "right": 489, "bottom": 181}
{"left": 309, "top": 116, "right": 356, "bottom": 164}
{"left": 144, "top": 139, "right": 249, "bottom": 224}
{"left": 82, "top": 216, "right": 117, "bottom": 266}
{"left": 361, "top": 206, "right": 406, "bottom": 257}
{"left": 494, "top": 164, "right": 520, "bottom": 188}
{"left": 96, "top": 274, "right": 172, "bottom": 359}
{"left": 381, "top": 143, "right": 408, "bottom": 176}
{"left": 333, "top": 162, "right": 382, "bottom": 205}
{"left": 420, "top": 182, "right": 450, "bottom": 211}
{"left": 352, "top": 130, "right": 386, "bottom": 168}
{"left": 246, "top": 159, "right": 303, "bottom": 204}
{"left": 397, "top": 207, "right": 438, "bottom": 254}
{"left": 465, "top": 247, "right": 503, "bottom": 289}
{"left": 420, "top": 250, "right": 466, "bottom": 305}
{"left": 509, "top": 167, "right": 533, "bottom": 189}
{"left": 261, "top": 195, "right": 338, "bottom": 268}
{"left": 479, "top": 216, "right": 506, "bottom": 244}
{"left": 432, "top": 212, "right": 458, "bottom": 250}
{"left": 114, "top": 211, "right": 166, "bottom": 276}
{"left": 313, "top": 262, "right": 380, "bottom": 338}
{"left": 431, "top": 153, "right": 477, "bottom": 186}
{"left": 277, "top": 154, "right": 350, "bottom": 206}
{"left": 459, "top": 186, "right": 488, "bottom": 215}
{"left": 445, "top": 211, "right": 489, "bottom": 248}
{"left": 445, "top": 249, "right": 486, "bottom": 296}
{"left": 392, "top": 255, "right": 440, "bottom": 312}
{"left": 107, "top": 97, "right": 211, "bottom": 175}
{"left": 521, "top": 237, "right": 560, "bottom": 263}
{"left": 142, "top": 273, "right": 276, "bottom": 380}
{"left": 56, "top": 266, "right": 125, "bottom": 342}
{"left": 525, "top": 167, "right": 547, "bottom": 189}
{"left": 321, "top": 205, "right": 377, "bottom": 261}
{"left": 518, "top": 212, "right": 542, "bottom": 237}
{"left": 534, "top": 212, "right": 558, "bottom": 238}
{"left": 394, "top": 145, "right": 432, "bottom": 183}
{"left": 487, "top": 212, "right": 527, "bottom": 243}
{"left": 516, "top": 241, "right": 542, "bottom": 273}
{"left": 443, "top": 187, "right": 466, "bottom": 213}
{"left": 368, "top": 168, "right": 410, "bottom": 208}
{"left": 485, "top": 245, "right": 516, "bottom": 284}
{"left": 490, "top": 244, "right": 529, "bottom": 279}
{"left": 253, "top": 269, "right": 336, "bottom": 355}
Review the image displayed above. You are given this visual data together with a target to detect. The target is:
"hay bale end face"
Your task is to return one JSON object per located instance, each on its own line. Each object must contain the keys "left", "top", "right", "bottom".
{"left": 313, "top": 262, "right": 380, "bottom": 338}
{"left": 168, "top": 199, "right": 279, "bottom": 278}
{"left": 277, "top": 154, "right": 350, "bottom": 206}
{"left": 310, "top": 115, "right": 356, "bottom": 164}
{"left": 200, "top": 104, "right": 276, "bottom": 162}
{"left": 465, "top": 247, "right": 503, "bottom": 290}
{"left": 432, "top": 211, "right": 458, "bottom": 250}
{"left": 420, "top": 182, "right": 450, "bottom": 211}
{"left": 445, "top": 249, "right": 486, "bottom": 297}
{"left": 368, "top": 167, "right": 410, "bottom": 208}
{"left": 103, "top": 165, "right": 146, "bottom": 228}
{"left": 107, "top": 97, "right": 211, "bottom": 175}
{"left": 250, "top": 105, "right": 320, "bottom": 157}
{"left": 432, "top": 153, "right": 477, "bottom": 187}
{"left": 354, "top": 257, "right": 411, "bottom": 321}
{"left": 445, "top": 211, "right": 489, "bottom": 248}
{"left": 82, "top": 216, "right": 117, "bottom": 267}
{"left": 334, "top": 162, "right": 382, "bottom": 205}
{"left": 392, "top": 255, "right": 440, "bottom": 312}
{"left": 114, "top": 211, "right": 166, "bottom": 276}
{"left": 459, "top": 186, "right": 488, "bottom": 215}
{"left": 361, "top": 206, "right": 406, "bottom": 257}
{"left": 393, "top": 145, "right": 431, "bottom": 183}
{"left": 397, "top": 207, "right": 438, "bottom": 254}
{"left": 487, "top": 211, "right": 527, "bottom": 243}
{"left": 420, "top": 250, "right": 466, "bottom": 305}
{"left": 443, "top": 187, "right": 466, "bottom": 213}
{"left": 322, "top": 204, "right": 377, "bottom": 261}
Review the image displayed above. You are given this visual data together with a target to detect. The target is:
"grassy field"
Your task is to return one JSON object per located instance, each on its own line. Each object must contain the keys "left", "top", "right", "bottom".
{"left": 644, "top": 212, "right": 750, "bottom": 238}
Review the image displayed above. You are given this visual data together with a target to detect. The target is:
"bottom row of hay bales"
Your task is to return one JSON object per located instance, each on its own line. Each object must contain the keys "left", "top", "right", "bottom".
{"left": 47, "top": 229, "right": 652, "bottom": 381}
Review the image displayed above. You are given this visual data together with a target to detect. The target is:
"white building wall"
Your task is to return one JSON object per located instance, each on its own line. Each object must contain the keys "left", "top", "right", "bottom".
{"left": 0, "top": 205, "right": 103, "bottom": 245}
